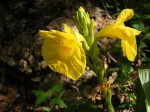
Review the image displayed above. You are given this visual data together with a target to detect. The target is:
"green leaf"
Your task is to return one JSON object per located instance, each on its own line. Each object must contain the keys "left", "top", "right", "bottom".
{"left": 138, "top": 69, "right": 150, "bottom": 112}
{"left": 51, "top": 92, "right": 67, "bottom": 108}
{"left": 32, "top": 84, "right": 64, "bottom": 107}
{"left": 139, "top": 42, "right": 148, "bottom": 50}
{"left": 32, "top": 90, "right": 44, "bottom": 97}
{"left": 141, "top": 57, "right": 150, "bottom": 62}
{"left": 121, "top": 59, "right": 132, "bottom": 72}
{"left": 72, "top": 99, "right": 101, "bottom": 112}
{"left": 108, "top": 44, "right": 121, "bottom": 53}
{"left": 144, "top": 33, "right": 150, "bottom": 40}
{"left": 135, "top": 78, "right": 147, "bottom": 112}
{"left": 32, "top": 90, "right": 49, "bottom": 107}
{"left": 51, "top": 97, "right": 67, "bottom": 108}
{"left": 132, "top": 23, "right": 145, "bottom": 32}
{"left": 48, "top": 83, "right": 64, "bottom": 95}
{"left": 119, "top": 58, "right": 132, "bottom": 81}
{"left": 144, "top": 14, "right": 150, "bottom": 20}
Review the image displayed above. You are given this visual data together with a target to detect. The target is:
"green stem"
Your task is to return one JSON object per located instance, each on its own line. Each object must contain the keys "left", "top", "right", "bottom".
{"left": 87, "top": 39, "right": 114, "bottom": 112}
{"left": 104, "top": 88, "right": 115, "bottom": 112}
{"left": 87, "top": 39, "right": 104, "bottom": 83}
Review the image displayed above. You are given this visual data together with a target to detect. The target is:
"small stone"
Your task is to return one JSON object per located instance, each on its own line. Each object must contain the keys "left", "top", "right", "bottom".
{"left": 19, "top": 59, "right": 27, "bottom": 69}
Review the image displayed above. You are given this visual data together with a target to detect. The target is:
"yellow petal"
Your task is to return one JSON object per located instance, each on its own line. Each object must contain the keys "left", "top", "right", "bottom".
{"left": 95, "top": 9, "right": 139, "bottom": 40}
{"left": 95, "top": 24, "right": 140, "bottom": 61}
{"left": 116, "top": 9, "right": 134, "bottom": 24}
{"left": 42, "top": 39, "right": 86, "bottom": 80}
{"left": 95, "top": 24, "right": 141, "bottom": 40}
{"left": 124, "top": 27, "right": 141, "bottom": 45}
{"left": 40, "top": 27, "right": 86, "bottom": 80}
{"left": 40, "top": 29, "right": 77, "bottom": 44}
{"left": 39, "top": 30, "right": 56, "bottom": 39}
{"left": 64, "top": 24, "right": 85, "bottom": 42}
{"left": 65, "top": 42, "right": 86, "bottom": 80}
{"left": 95, "top": 24, "right": 132, "bottom": 41}
{"left": 121, "top": 40, "right": 137, "bottom": 61}
{"left": 95, "top": 9, "right": 141, "bottom": 61}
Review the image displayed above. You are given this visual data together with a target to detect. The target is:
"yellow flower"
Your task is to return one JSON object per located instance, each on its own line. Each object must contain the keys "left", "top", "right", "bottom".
{"left": 39, "top": 24, "right": 86, "bottom": 80}
{"left": 95, "top": 9, "right": 141, "bottom": 61}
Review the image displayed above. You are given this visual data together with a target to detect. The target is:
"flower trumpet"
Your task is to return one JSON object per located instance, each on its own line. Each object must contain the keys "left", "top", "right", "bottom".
{"left": 39, "top": 24, "right": 86, "bottom": 80}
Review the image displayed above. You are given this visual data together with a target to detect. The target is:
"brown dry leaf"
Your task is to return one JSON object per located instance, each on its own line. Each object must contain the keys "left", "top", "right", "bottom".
{"left": 123, "top": 109, "right": 131, "bottom": 112}
{"left": 108, "top": 72, "right": 118, "bottom": 85}
{"left": 0, "top": 87, "right": 17, "bottom": 111}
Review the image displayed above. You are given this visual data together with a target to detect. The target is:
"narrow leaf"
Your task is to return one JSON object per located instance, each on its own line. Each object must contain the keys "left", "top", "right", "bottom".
{"left": 51, "top": 97, "right": 67, "bottom": 108}
{"left": 48, "top": 83, "right": 64, "bottom": 95}
{"left": 138, "top": 69, "right": 150, "bottom": 112}
{"left": 32, "top": 90, "right": 49, "bottom": 106}
{"left": 135, "top": 78, "right": 147, "bottom": 112}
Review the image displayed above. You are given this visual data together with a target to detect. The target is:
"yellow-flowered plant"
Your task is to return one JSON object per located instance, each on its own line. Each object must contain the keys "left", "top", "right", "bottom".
{"left": 39, "top": 24, "right": 86, "bottom": 80}
{"left": 39, "top": 7, "right": 141, "bottom": 112}
{"left": 95, "top": 9, "right": 141, "bottom": 61}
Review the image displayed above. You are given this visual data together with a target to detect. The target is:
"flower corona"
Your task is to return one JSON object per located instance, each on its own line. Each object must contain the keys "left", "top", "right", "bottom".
{"left": 39, "top": 24, "right": 86, "bottom": 80}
